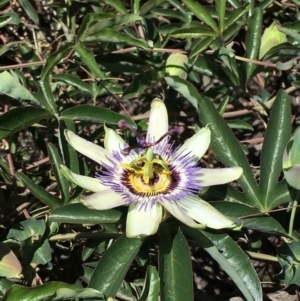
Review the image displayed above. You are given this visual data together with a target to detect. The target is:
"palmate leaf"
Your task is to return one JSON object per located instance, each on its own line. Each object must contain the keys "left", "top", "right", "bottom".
{"left": 258, "top": 90, "right": 292, "bottom": 210}
{"left": 183, "top": 227, "right": 262, "bottom": 301}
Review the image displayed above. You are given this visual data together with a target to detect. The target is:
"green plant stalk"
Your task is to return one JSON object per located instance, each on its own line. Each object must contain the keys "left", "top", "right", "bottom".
{"left": 288, "top": 190, "right": 300, "bottom": 237}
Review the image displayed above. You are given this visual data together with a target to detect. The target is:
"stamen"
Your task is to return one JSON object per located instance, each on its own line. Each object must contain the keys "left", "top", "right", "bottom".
{"left": 119, "top": 120, "right": 181, "bottom": 156}
{"left": 118, "top": 120, "right": 144, "bottom": 145}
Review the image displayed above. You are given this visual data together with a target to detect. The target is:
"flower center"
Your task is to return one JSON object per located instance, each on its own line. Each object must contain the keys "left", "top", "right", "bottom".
{"left": 121, "top": 148, "right": 174, "bottom": 195}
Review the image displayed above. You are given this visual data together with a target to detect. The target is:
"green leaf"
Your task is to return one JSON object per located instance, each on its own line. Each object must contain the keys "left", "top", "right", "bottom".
{"left": 23, "top": 236, "right": 51, "bottom": 266}
{"left": 7, "top": 218, "right": 52, "bottom": 265}
{"left": 245, "top": 7, "right": 262, "bottom": 82}
{"left": 276, "top": 59, "right": 295, "bottom": 71}
{"left": 279, "top": 26, "right": 300, "bottom": 43}
{"left": 0, "top": 243, "right": 22, "bottom": 279}
{"left": 217, "top": 95, "right": 230, "bottom": 115}
{"left": 52, "top": 74, "right": 91, "bottom": 93}
{"left": 227, "top": 120, "right": 254, "bottom": 131}
{"left": 103, "top": 0, "right": 127, "bottom": 13}
{"left": 19, "top": 43, "right": 43, "bottom": 78}
{"left": 140, "top": 0, "right": 168, "bottom": 15}
{"left": 89, "top": 235, "right": 143, "bottom": 297}
{"left": 216, "top": 0, "right": 226, "bottom": 32}
{"left": 262, "top": 43, "right": 300, "bottom": 62}
{"left": 211, "top": 201, "right": 288, "bottom": 236}
{"left": 41, "top": 42, "right": 74, "bottom": 80}
{"left": 75, "top": 43, "right": 106, "bottom": 80}
{"left": 197, "top": 95, "right": 261, "bottom": 209}
{"left": 190, "top": 36, "right": 216, "bottom": 58}
{"left": 184, "top": 227, "right": 262, "bottom": 301}
{"left": 0, "top": 41, "right": 23, "bottom": 56}
{"left": 259, "top": 90, "right": 291, "bottom": 210}
{"left": 2, "top": 282, "right": 103, "bottom": 301}
{"left": 151, "top": 8, "right": 189, "bottom": 22}
{"left": 165, "top": 76, "right": 198, "bottom": 109}
{"left": 159, "top": 228, "right": 193, "bottom": 301}
{"left": 49, "top": 203, "right": 125, "bottom": 224}
{"left": 0, "top": 71, "right": 40, "bottom": 105}
{"left": 36, "top": 77, "right": 58, "bottom": 113}
{"left": 224, "top": 4, "right": 249, "bottom": 29}
{"left": 8, "top": 218, "right": 46, "bottom": 240}
{"left": 86, "top": 14, "right": 143, "bottom": 36}
{"left": 0, "top": 0, "right": 9, "bottom": 8}
{"left": 60, "top": 104, "right": 135, "bottom": 126}
{"left": 19, "top": 0, "right": 39, "bottom": 25}
{"left": 0, "top": 15, "right": 11, "bottom": 27}
{"left": 269, "top": 180, "right": 297, "bottom": 208}
{"left": 77, "top": 13, "right": 99, "bottom": 41}
{"left": 227, "top": 0, "right": 243, "bottom": 8}
{"left": 0, "top": 107, "right": 53, "bottom": 140}
{"left": 16, "top": 173, "right": 63, "bottom": 209}
{"left": 0, "top": 278, "right": 13, "bottom": 297}
{"left": 139, "top": 266, "right": 160, "bottom": 301}
{"left": 219, "top": 50, "right": 240, "bottom": 86}
{"left": 182, "top": 0, "right": 219, "bottom": 33}
{"left": 83, "top": 28, "right": 148, "bottom": 49}
{"left": 278, "top": 241, "right": 300, "bottom": 285}
{"left": 123, "top": 70, "right": 158, "bottom": 99}
{"left": 47, "top": 143, "right": 70, "bottom": 203}
{"left": 5, "top": 12, "right": 20, "bottom": 25}
{"left": 171, "top": 27, "right": 218, "bottom": 39}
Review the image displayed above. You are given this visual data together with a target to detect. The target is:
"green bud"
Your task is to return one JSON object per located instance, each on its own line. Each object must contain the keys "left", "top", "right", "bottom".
{"left": 283, "top": 127, "right": 300, "bottom": 190}
{"left": 259, "top": 21, "right": 287, "bottom": 59}
{"left": 165, "top": 53, "right": 188, "bottom": 79}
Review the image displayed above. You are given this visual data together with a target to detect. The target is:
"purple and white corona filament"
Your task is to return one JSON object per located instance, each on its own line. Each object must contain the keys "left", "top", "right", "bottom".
{"left": 61, "top": 98, "right": 243, "bottom": 238}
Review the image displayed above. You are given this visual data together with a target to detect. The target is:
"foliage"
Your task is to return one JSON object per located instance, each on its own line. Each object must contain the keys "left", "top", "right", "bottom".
{"left": 0, "top": 0, "right": 300, "bottom": 300}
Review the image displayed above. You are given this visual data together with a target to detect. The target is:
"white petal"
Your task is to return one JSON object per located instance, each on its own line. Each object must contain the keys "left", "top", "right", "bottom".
{"left": 104, "top": 126, "right": 127, "bottom": 154}
{"left": 178, "top": 197, "right": 236, "bottom": 229}
{"left": 198, "top": 167, "right": 243, "bottom": 186}
{"left": 160, "top": 199, "right": 204, "bottom": 228}
{"left": 177, "top": 127, "right": 211, "bottom": 160}
{"left": 146, "top": 98, "right": 168, "bottom": 143}
{"left": 64, "top": 130, "right": 118, "bottom": 166}
{"left": 126, "top": 202, "right": 163, "bottom": 238}
{"left": 60, "top": 165, "right": 105, "bottom": 192}
{"left": 81, "top": 190, "right": 126, "bottom": 210}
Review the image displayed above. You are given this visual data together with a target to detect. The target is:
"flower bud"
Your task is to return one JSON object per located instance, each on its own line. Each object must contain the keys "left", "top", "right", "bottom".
{"left": 165, "top": 53, "right": 188, "bottom": 79}
{"left": 259, "top": 21, "right": 287, "bottom": 59}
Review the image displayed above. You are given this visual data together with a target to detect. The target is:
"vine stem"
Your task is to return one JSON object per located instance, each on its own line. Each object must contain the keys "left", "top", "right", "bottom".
{"left": 288, "top": 190, "right": 300, "bottom": 237}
